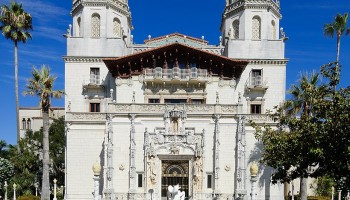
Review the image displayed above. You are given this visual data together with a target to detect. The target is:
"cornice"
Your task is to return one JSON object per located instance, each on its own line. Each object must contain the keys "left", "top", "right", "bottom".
{"left": 222, "top": 0, "right": 281, "bottom": 24}
{"left": 63, "top": 56, "right": 104, "bottom": 63}
{"left": 248, "top": 59, "right": 288, "bottom": 65}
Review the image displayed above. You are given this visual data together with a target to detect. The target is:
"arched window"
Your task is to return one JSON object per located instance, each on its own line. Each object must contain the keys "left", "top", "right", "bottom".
{"left": 27, "top": 118, "right": 31, "bottom": 130}
{"left": 232, "top": 20, "right": 239, "bottom": 39}
{"left": 77, "top": 17, "right": 81, "bottom": 37}
{"left": 91, "top": 13, "right": 100, "bottom": 37}
{"left": 252, "top": 16, "right": 261, "bottom": 40}
{"left": 22, "top": 118, "right": 26, "bottom": 130}
{"left": 113, "top": 17, "right": 121, "bottom": 38}
{"left": 271, "top": 20, "right": 276, "bottom": 39}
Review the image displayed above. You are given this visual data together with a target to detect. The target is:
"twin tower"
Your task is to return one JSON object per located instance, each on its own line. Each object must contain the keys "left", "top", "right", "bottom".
{"left": 67, "top": 0, "right": 284, "bottom": 60}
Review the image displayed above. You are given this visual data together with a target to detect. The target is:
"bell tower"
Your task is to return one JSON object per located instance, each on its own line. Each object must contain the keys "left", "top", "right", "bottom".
{"left": 67, "top": 0, "right": 133, "bottom": 57}
{"left": 221, "top": 0, "right": 285, "bottom": 59}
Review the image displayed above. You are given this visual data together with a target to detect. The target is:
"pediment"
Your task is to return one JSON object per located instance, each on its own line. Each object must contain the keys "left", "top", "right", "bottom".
{"left": 103, "top": 43, "right": 248, "bottom": 79}
{"left": 144, "top": 33, "right": 208, "bottom": 48}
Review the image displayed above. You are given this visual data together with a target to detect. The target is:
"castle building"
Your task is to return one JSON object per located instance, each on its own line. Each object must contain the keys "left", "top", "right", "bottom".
{"left": 64, "top": 0, "right": 287, "bottom": 199}
{"left": 19, "top": 107, "right": 64, "bottom": 137}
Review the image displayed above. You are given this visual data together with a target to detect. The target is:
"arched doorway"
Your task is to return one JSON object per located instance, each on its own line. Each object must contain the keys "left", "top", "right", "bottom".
{"left": 161, "top": 160, "right": 189, "bottom": 198}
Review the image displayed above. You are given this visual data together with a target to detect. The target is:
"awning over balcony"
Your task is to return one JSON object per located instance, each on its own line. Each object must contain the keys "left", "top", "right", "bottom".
{"left": 103, "top": 43, "right": 248, "bottom": 79}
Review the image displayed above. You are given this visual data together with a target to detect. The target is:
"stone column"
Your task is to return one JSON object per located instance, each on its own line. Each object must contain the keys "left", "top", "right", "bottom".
{"left": 213, "top": 114, "right": 221, "bottom": 194}
{"left": 128, "top": 114, "right": 137, "bottom": 199}
{"left": 103, "top": 114, "right": 115, "bottom": 199}
{"left": 250, "top": 163, "right": 258, "bottom": 200}
{"left": 4, "top": 181, "right": 8, "bottom": 200}
{"left": 53, "top": 179, "right": 57, "bottom": 200}
{"left": 93, "top": 162, "right": 102, "bottom": 200}
{"left": 235, "top": 115, "right": 247, "bottom": 199}
{"left": 13, "top": 183, "right": 16, "bottom": 200}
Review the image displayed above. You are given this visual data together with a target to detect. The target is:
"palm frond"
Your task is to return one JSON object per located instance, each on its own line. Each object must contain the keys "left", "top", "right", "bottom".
{"left": 24, "top": 65, "right": 65, "bottom": 110}
{"left": 324, "top": 24, "right": 335, "bottom": 38}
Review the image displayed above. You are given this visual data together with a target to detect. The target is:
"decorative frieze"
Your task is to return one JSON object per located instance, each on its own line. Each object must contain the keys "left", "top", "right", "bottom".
{"left": 66, "top": 112, "right": 106, "bottom": 121}
{"left": 245, "top": 114, "right": 274, "bottom": 123}
{"left": 108, "top": 103, "right": 239, "bottom": 115}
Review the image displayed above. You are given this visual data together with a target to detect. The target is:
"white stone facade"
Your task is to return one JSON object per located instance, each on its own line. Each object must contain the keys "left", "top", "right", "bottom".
{"left": 64, "top": 0, "right": 287, "bottom": 199}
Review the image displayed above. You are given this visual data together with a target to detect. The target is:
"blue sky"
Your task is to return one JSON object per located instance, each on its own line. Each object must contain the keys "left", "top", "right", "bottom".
{"left": 1, "top": 0, "right": 350, "bottom": 145}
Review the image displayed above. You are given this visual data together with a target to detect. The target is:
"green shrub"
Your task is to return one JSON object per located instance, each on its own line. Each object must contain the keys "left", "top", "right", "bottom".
{"left": 307, "top": 196, "right": 331, "bottom": 200}
{"left": 17, "top": 195, "right": 40, "bottom": 200}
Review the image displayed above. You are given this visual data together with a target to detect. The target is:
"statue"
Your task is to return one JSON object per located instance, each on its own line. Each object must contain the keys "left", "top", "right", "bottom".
{"left": 148, "top": 156, "right": 157, "bottom": 184}
{"left": 167, "top": 184, "right": 185, "bottom": 200}
{"left": 171, "top": 118, "right": 179, "bottom": 134}
{"left": 193, "top": 158, "right": 203, "bottom": 191}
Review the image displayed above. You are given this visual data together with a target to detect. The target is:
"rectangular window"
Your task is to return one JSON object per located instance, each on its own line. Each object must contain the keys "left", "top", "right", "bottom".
{"left": 207, "top": 174, "right": 213, "bottom": 188}
{"left": 148, "top": 99, "right": 160, "bottom": 104}
{"left": 137, "top": 173, "right": 143, "bottom": 188}
{"left": 90, "top": 103, "right": 100, "bottom": 112}
{"left": 250, "top": 104, "right": 261, "bottom": 114}
{"left": 90, "top": 68, "right": 100, "bottom": 84}
{"left": 164, "top": 99, "right": 187, "bottom": 104}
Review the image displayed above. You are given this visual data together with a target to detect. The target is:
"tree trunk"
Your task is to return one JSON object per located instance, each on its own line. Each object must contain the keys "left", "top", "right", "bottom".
{"left": 41, "top": 108, "right": 50, "bottom": 200}
{"left": 300, "top": 176, "right": 308, "bottom": 200}
{"left": 14, "top": 41, "right": 20, "bottom": 144}
{"left": 336, "top": 34, "right": 340, "bottom": 64}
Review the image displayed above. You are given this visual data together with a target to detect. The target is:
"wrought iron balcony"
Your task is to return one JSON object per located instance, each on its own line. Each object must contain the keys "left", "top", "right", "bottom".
{"left": 143, "top": 67, "right": 208, "bottom": 82}
{"left": 82, "top": 74, "right": 104, "bottom": 89}
{"left": 246, "top": 75, "right": 268, "bottom": 91}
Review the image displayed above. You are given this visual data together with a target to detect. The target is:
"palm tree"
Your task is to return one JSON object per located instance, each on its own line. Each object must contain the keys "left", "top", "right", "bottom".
{"left": 0, "top": 1, "right": 32, "bottom": 143}
{"left": 284, "top": 73, "right": 320, "bottom": 200}
{"left": 323, "top": 13, "right": 349, "bottom": 64}
{"left": 24, "top": 66, "right": 64, "bottom": 200}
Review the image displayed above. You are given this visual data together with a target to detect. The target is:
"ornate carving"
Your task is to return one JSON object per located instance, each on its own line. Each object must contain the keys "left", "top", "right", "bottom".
{"left": 245, "top": 114, "right": 274, "bottom": 123}
{"left": 193, "top": 157, "right": 203, "bottom": 191}
{"left": 147, "top": 156, "right": 157, "bottom": 185}
{"left": 187, "top": 105, "right": 214, "bottom": 113}
{"left": 235, "top": 115, "right": 247, "bottom": 199}
{"left": 119, "top": 164, "right": 125, "bottom": 171}
{"left": 221, "top": 105, "right": 238, "bottom": 113}
{"left": 225, "top": 165, "right": 231, "bottom": 172}
{"left": 169, "top": 143, "right": 180, "bottom": 155}
{"left": 66, "top": 113, "right": 106, "bottom": 121}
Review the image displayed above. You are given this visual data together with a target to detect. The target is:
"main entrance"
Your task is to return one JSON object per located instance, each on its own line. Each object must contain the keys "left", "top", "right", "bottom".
{"left": 161, "top": 160, "right": 189, "bottom": 199}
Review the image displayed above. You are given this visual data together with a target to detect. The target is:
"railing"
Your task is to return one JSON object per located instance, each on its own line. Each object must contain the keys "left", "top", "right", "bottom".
{"left": 83, "top": 74, "right": 103, "bottom": 87}
{"left": 251, "top": 75, "right": 262, "bottom": 86}
{"left": 144, "top": 67, "right": 208, "bottom": 81}
{"left": 246, "top": 75, "right": 268, "bottom": 91}
{"left": 90, "top": 74, "right": 100, "bottom": 84}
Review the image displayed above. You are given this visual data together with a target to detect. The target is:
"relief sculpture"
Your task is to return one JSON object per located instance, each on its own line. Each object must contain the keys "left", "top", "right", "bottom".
{"left": 148, "top": 156, "right": 157, "bottom": 185}
{"left": 193, "top": 157, "right": 203, "bottom": 191}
